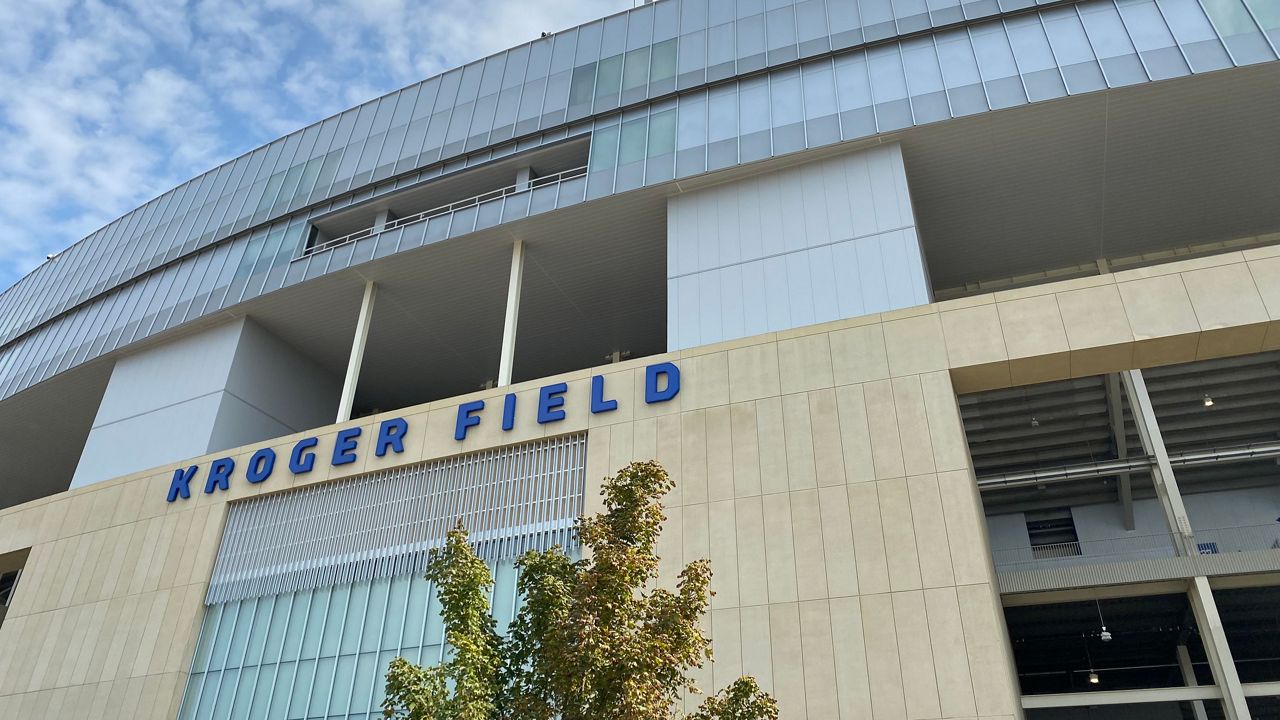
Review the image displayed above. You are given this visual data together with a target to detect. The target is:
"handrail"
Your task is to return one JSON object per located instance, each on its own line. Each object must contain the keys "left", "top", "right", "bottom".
{"left": 299, "top": 165, "right": 588, "bottom": 258}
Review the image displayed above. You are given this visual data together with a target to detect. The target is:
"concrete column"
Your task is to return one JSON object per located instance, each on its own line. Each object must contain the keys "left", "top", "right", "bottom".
{"left": 498, "top": 240, "right": 524, "bottom": 387}
{"left": 1188, "top": 577, "right": 1251, "bottom": 720}
{"left": 373, "top": 209, "right": 397, "bottom": 233}
{"left": 1121, "top": 369, "right": 1198, "bottom": 555}
{"left": 1177, "top": 644, "right": 1211, "bottom": 720}
{"left": 515, "top": 166, "right": 533, "bottom": 191}
{"left": 336, "top": 280, "right": 376, "bottom": 423}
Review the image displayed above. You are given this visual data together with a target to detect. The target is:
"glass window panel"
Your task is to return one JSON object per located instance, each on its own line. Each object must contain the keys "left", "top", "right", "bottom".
{"left": 479, "top": 55, "right": 506, "bottom": 97}
{"left": 679, "top": 30, "right": 708, "bottom": 79}
{"left": 654, "top": 0, "right": 680, "bottom": 41}
{"left": 834, "top": 50, "right": 877, "bottom": 136}
{"left": 1005, "top": 15, "right": 1058, "bottom": 72}
{"left": 502, "top": 45, "right": 530, "bottom": 89}
{"left": 708, "top": 85, "right": 738, "bottom": 142}
{"left": 455, "top": 61, "right": 485, "bottom": 104}
{"left": 901, "top": 37, "right": 945, "bottom": 94}
{"left": 576, "top": 21, "right": 604, "bottom": 63}
{"left": 622, "top": 47, "right": 651, "bottom": 92}
{"left": 389, "top": 86, "right": 420, "bottom": 128}
{"left": 550, "top": 29, "right": 578, "bottom": 73}
{"left": 796, "top": 0, "right": 831, "bottom": 53}
{"left": 651, "top": 38, "right": 678, "bottom": 84}
{"left": 1156, "top": 0, "right": 1233, "bottom": 71}
{"left": 648, "top": 107, "right": 677, "bottom": 157}
{"left": 708, "top": 22, "right": 736, "bottom": 74}
{"left": 683, "top": 0, "right": 709, "bottom": 31}
{"left": 737, "top": 13, "right": 767, "bottom": 64}
{"left": 709, "top": 0, "right": 735, "bottom": 25}
{"left": 828, "top": 0, "right": 864, "bottom": 48}
{"left": 570, "top": 63, "right": 598, "bottom": 108}
{"left": 802, "top": 59, "right": 838, "bottom": 119}
{"left": 739, "top": 77, "right": 771, "bottom": 135}
{"left": 859, "top": 0, "right": 896, "bottom": 40}
{"left": 590, "top": 123, "right": 621, "bottom": 172}
{"left": 1078, "top": 2, "right": 1150, "bottom": 84}
{"left": 517, "top": 78, "right": 546, "bottom": 124}
{"left": 602, "top": 12, "right": 629, "bottom": 51}
{"left": 770, "top": 69, "right": 803, "bottom": 126}
{"left": 596, "top": 54, "right": 624, "bottom": 99}
{"left": 767, "top": 7, "right": 798, "bottom": 51}
{"left": 618, "top": 116, "right": 648, "bottom": 166}
{"left": 970, "top": 23, "right": 1021, "bottom": 80}
{"left": 739, "top": 0, "right": 765, "bottom": 19}
{"left": 677, "top": 91, "right": 709, "bottom": 151}
{"left": 628, "top": 4, "right": 654, "bottom": 49}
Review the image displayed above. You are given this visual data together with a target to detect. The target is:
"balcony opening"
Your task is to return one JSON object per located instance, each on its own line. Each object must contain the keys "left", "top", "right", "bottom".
{"left": 1027, "top": 508, "right": 1082, "bottom": 560}
{"left": 0, "top": 548, "right": 28, "bottom": 629}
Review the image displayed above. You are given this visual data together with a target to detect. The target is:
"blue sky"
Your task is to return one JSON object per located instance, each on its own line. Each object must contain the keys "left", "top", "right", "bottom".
{"left": 0, "top": 0, "right": 630, "bottom": 293}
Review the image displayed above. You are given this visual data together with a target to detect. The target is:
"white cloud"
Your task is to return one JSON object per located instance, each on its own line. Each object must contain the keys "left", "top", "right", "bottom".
{"left": 0, "top": 0, "right": 631, "bottom": 295}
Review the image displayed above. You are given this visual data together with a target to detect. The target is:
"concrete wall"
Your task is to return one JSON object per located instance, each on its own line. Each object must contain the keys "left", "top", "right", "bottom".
{"left": 71, "top": 318, "right": 339, "bottom": 489}
{"left": 666, "top": 144, "right": 929, "bottom": 351}
{"left": 0, "top": 246, "right": 1277, "bottom": 718}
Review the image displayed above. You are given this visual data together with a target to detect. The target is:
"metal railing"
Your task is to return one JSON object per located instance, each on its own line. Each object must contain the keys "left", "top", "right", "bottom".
{"left": 300, "top": 165, "right": 588, "bottom": 258}
{"left": 993, "top": 523, "right": 1280, "bottom": 573}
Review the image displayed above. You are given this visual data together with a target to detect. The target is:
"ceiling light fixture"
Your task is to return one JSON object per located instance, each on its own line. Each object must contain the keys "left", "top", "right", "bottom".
{"left": 1088, "top": 672, "right": 1100, "bottom": 684}
{"left": 1203, "top": 394, "right": 1214, "bottom": 408}
{"left": 1096, "top": 600, "right": 1113, "bottom": 642}
{"left": 1030, "top": 416, "right": 1040, "bottom": 428}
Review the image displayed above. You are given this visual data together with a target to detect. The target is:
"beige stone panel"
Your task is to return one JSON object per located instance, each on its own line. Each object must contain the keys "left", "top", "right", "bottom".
{"left": 69, "top": 600, "right": 110, "bottom": 687}
{"left": 706, "top": 405, "right": 735, "bottom": 502}
{"left": 682, "top": 351, "right": 730, "bottom": 411}
{"left": 917, "top": 372, "right": 969, "bottom": 474}
{"left": 131, "top": 589, "right": 173, "bottom": 678}
{"left": 936, "top": 469, "right": 992, "bottom": 586}
{"left": 422, "top": 405, "right": 466, "bottom": 462}
{"left": 711, "top": 607, "right": 743, "bottom": 694}
{"left": 778, "top": 333, "right": 835, "bottom": 394}
{"left": 829, "top": 596, "right": 874, "bottom": 720}
{"left": 1116, "top": 274, "right": 1201, "bottom": 367}
{"left": 782, "top": 393, "right": 818, "bottom": 491}
{"left": 608, "top": 422, "right": 635, "bottom": 472}
{"left": 633, "top": 416, "right": 658, "bottom": 462}
{"left": 923, "top": 587, "right": 979, "bottom": 718}
{"left": 740, "top": 604, "right": 775, "bottom": 692}
{"left": 877, "top": 479, "right": 922, "bottom": 592}
{"left": 892, "top": 591, "right": 941, "bottom": 719}
{"left": 891, "top": 377, "right": 936, "bottom": 477}
{"left": 85, "top": 598, "right": 127, "bottom": 685}
{"left": 817, "top": 485, "right": 858, "bottom": 597}
{"left": 727, "top": 342, "right": 782, "bottom": 403}
{"left": 681, "top": 410, "right": 710, "bottom": 506}
{"left": 656, "top": 413, "right": 683, "bottom": 508}
{"left": 124, "top": 516, "right": 164, "bottom": 597}
{"left": 941, "top": 304, "right": 1008, "bottom": 370}
{"left": 761, "top": 492, "right": 799, "bottom": 603}
{"left": 586, "top": 425, "right": 611, "bottom": 515}
{"left": 996, "top": 294, "right": 1069, "bottom": 361}
{"left": 1266, "top": 321, "right": 1280, "bottom": 351}
{"left": 1055, "top": 284, "right": 1134, "bottom": 351}
{"left": 834, "top": 385, "right": 876, "bottom": 484}
{"left": 29, "top": 538, "right": 64, "bottom": 613}
{"left": 171, "top": 505, "right": 214, "bottom": 589}
{"left": 755, "top": 397, "right": 790, "bottom": 495}
{"left": 0, "top": 614, "right": 25, "bottom": 689}
{"left": 656, "top": 505, "right": 684, "bottom": 589}
{"left": 790, "top": 489, "right": 829, "bottom": 602}
{"left": 769, "top": 602, "right": 809, "bottom": 720}
{"left": 187, "top": 505, "right": 228, "bottom": 588}
{"left": 863, "top": 380, "right": 906, "bottom": 480}
{"left": 809, "top": 389, "right": 847, "bottom": 487}
{"left": 84, "top": 525, "right": 121, "bottom": 603}
{"left": 37, "top": 499, "right": 67, "bottom": 545}
{"left": 906, "top": 474, "right": 956, "bottom": 588}
{"left": 111, "top": 593, "right": 153, "bottom": 681}
{"left": 683, "top": 500, "right": 710, "bottom": 572}
{"left": 830, "top": 323, "right": 891, "bottom": 385}
{"left": 956, "top": 584, "right": 1019, "bottom": 717}
{"left": 111, "top": 477, "right": 147, "bottom": 528}
{"left": 949, "top": 360, "right": 1013, "bottom": 394}
{"left": 85, "top": 484, "right": 123, "bottom": 534}
{"left": 883, "top": 313, "right": 948, "bottom": 377}
{"left": 799, "top": 600, "right": 841, "bottom": 719}
{"left": 861, "top": 592, "right": 908, "bottom": 720}
{"left": 1182, "top": 262, "right": 1271, "bottom": 332}
{"left": 164, "top": 584, "right": 209, "bottom": 674}
{"left": 1008, "top": 351, "right": 1071, "bottom": 386}
{"left": 57, "top": 490, "right": 94, "bottom": 540}
{"left": 26, "top": 607, "right": 67, "bottom": 691}
{"left": 708, "top": 499, "right": 740, "bottom": 609}
{"left": 56, "top": 534, "right": 91, "bottom": 610}
{"left": 142, "top": 513, "right": 182, "bottom": 593}
{"left": 1250, "top": 255, "right": 1280, "bottom": 318}
{"left": 1069, "top": 343, "right": 1135, "bottom": 379}
{"left": 733, "top": 496, "right": 770, "bottom": 607}
{"left": 55, "top": 602, "right": 93, "bottom": 688}
{"left": 730, "top": 402, "right": 763, "bottom": 497}
{"left": 847, "top": 483, "right": 891, "bottom": 595}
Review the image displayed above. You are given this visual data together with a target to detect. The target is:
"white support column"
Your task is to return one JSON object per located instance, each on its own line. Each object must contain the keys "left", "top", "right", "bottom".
{"left": 1177, "top": 644, "right": 1211, "bottom": 720}
{"left": 515, "top": 166, "right": 533, "bottom": 191}
{"left": 497, "top": 240, "right": 524, "bottom": 387}
{"left": 1105, "top": 373, "right": 1135, "bottom": 530}
{"left": 1188, "top": 576, "right": 1252, "bottom": 720}
{"left": 336, "top": 280, "right": 376, "bottom": 423}
{"left": 373, "top": 209, "right": 396, "bottom": 233}
{"left": 1121, "top": 369, "right": 1198, "bottom": 556}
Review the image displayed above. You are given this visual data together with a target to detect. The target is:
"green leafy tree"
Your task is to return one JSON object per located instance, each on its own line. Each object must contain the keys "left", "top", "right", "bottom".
{"left": 383, "top": 460, "right": 778, "bottom": 720}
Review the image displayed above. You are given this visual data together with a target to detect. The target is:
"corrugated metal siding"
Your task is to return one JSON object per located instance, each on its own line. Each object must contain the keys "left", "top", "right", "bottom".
{"left": 205, "top": 433, "right": 586, "bottom": 605}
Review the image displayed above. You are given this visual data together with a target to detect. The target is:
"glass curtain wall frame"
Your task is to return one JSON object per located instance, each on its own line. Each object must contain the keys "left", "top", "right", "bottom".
{"left": 180, "top": 433, "right": 587, "bottom": 720}
{"left": 1, "top": 0, "right": 1273, "bottom": 404}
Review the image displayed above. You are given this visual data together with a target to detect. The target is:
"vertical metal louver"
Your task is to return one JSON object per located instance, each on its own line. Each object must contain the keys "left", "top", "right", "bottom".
{"left": 205, "top": 433, "right": 586, "bottom": 605}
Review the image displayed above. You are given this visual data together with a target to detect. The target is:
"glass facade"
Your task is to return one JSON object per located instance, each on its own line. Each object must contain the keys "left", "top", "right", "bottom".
{"left": 180, "top": 434, "right": 586, "bottom": 720}
{"left": 0, "top": 0, "right": 1275, "bottom": 403}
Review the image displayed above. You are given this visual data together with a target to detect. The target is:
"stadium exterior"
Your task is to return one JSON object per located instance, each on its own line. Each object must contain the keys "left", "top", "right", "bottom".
{"left": 1, "top": 0, "right": 1280, "bottom": 717}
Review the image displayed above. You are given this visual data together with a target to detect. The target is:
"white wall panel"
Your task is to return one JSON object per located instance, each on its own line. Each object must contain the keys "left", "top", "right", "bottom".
{"left": 667, "top": 144, "right": 930, "bottom": 350}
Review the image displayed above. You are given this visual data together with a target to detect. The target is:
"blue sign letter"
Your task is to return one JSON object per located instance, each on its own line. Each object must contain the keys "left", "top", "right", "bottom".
{"left": 204, "top": 457, "right": 235, "bottom": 494}
{"left": 167, "top": 465, "right": 197, "bottom": 502}
{"left": 375, "top": 417, "right": 408, "bottom": 457}
{"left": 502, "top": 393, "right": 517, "bottom": 431}
{"left": 538, "top": 382, "right": 567, "bottom": 424}
{"left": 645, "top": 362, "right": 681, "bottom": 404}
{"left": 332, "top": 427, "right": 361, "bottom": 465}
{"left": 456, "top": 400, "right": 484, "bottom": 441}
{"left": 246, "top": 448, "right": 276, "bottom": 484}
{"left": 290, "top": 437, "right": 318, "bottom": 474}
{"left": 590, "top": 374, "right": 618, "bottom": 414}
